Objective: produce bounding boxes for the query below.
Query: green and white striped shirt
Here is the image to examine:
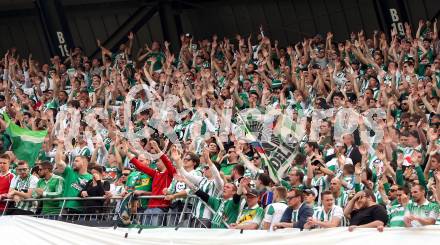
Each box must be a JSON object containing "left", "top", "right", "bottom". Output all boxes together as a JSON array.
[
  {"left": 335, "top": 190, "right": 349, "bottom": 208},
  {"left": 387, "top": 202, "right": 409, "bottom": 227},
  {"left": 311, "top": 175, "right": 329, "bottom": 206},
  {"left": 10, "top": 175, "right": 39, "bottom": 213},
  {"left": 312, "top": 205, "right": 345, "bottom": 227},
  {"left": 405, "top": 200, "right": 439, "bottom": 226},
  {"left": 192, "top": 177, "right": 219, "bottom": 219}
]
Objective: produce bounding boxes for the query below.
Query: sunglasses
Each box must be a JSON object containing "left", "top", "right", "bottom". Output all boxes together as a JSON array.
[{"left": 122, "top": 173, "right": 130, "bottom": 176}]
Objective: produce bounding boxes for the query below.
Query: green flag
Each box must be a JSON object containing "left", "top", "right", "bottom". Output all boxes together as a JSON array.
[{"left": 3, "top": 113, "right": 48, "bottom": 167}]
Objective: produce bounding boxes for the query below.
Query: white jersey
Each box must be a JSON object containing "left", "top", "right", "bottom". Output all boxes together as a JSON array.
[{"left": 262, "top": 201, "right": 288, "bottom": 231}]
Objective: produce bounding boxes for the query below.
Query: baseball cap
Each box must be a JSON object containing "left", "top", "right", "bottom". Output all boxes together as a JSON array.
[
  {"left": 303, "top": 188, "right": 317, "bottom": 196},
  {"left": 246, "top": 188, "right": 259, "bottom": 197}
]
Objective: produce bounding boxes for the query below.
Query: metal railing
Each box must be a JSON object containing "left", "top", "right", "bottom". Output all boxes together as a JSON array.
[{"left": 0, "top": 195, "right": 227, "bottom": 228}]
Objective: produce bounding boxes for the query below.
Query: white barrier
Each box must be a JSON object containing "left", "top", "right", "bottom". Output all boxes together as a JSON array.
[{"left": 0, "top": 216, "right": 438, "bottom": 245}]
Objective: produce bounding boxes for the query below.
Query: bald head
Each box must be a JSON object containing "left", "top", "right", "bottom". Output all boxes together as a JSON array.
[{"left": 330, "top": 177, "right": 342, "bottom": 193}]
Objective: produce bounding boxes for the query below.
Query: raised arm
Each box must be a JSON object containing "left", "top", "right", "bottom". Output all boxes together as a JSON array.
[
  {"left": 171, "top": 146, "right": 204, "bottom": 186},
  {"left": 54, "top": 140, "right": 66, "bottom": 174},
  {"left": 125, "top": 148, "right": 156, "bottom": 177},
  {"left": 152, "top": 140, "right": 176, "bottom": 177},
  {"left": 344, "top": 191, "right": 363, "bottom": 218}
]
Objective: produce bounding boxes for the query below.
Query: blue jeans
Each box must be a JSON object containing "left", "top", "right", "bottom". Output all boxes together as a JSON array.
[{"left": 142, "top": 208, "right": 165, "bottom": 227}]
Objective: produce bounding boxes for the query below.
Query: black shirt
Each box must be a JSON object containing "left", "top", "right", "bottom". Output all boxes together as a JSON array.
[
  {"left": 81, "top": 179, "right": 110, "bottom": 213},
  {"left": 350, "top": 204, "right": 388, "bottom": 226}
]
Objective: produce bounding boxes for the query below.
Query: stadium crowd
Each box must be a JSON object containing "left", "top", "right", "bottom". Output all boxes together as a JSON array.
[{"left": 0, "top": 18, "right": 440, "bottom": 231}]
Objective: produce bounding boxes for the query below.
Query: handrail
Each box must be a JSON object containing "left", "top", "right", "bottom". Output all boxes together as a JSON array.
[
  {"left": 1, "top": 195, "right": 230, "bottom": 228},
  {"left": 1, "top": 195, "right": 167, "bottom": 202}
]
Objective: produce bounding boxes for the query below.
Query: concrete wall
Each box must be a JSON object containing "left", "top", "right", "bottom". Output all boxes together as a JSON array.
[{"left": 0, "top": 0, "right": 438, "bottom": 62}]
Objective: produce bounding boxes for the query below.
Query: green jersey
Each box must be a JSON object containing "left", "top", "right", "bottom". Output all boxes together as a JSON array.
[
  {"left": 35, "top": 174, "right": 64, "bottom": 214},
  {"left": 335, "top": 190, "right": 349, "bottom": 208},
  {"left": 220, "top": 162, "right": 237, "bottom": 176},
  {"left": 405, "top": 200, "right": 439, "bottom": 226},
  {"left": 192, "top": 177, "right": 219, "bottom": 219},
  {"left": 387, "top": 203, "right": 407, "bottom": 227},
  {"left": 325, "top": 158, "right": 339, "bottom": 172},
  {"left": 208, "top": 197, "right": 240, "bottom": 228},
  {"left": 311, "top": 175, "right": 329, "bottom": 206},
  {"left": 236, "top": 204, "right": 264, "bottom": 226},
  {"left": 126, "top": 171, "right": 153, "bottom": 208},
  {"left": 280, "top": 179, "right": 305, "bottom": 191},
  {"left": 60, "top": 166, "right": 93, "bottom": 211}
]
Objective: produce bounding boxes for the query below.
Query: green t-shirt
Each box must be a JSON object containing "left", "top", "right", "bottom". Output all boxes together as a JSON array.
[
  {"left": 236, "top": 204, "right": 264, "bottom": 226},
  {"left": 208, "top": 197, "right": 240, "bottom": 228},
  {"left": 280, "top": 179, "right": 305, "bottom": 191},
  {"left": 35, "top": 174, "right": 64, "bottom": 215},
  {"left": 60, "top": 166, "right": 93, "bottom": 210},
  {"left": 126, "top": 171, "right": 153, "bottom": 208},
  {"left": 220, "top": 162, "right": 237, "bottom": 176}
]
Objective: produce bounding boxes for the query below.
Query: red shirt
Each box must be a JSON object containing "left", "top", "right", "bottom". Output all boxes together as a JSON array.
[
  {"left": 0, "top": 172, "right": 15, "bottom": 211},
  {"left": 130, "top": 154, "right": 176, "bottom": 208}
]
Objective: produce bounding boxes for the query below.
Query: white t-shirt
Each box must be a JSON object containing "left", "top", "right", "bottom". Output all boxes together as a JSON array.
[{"left": 263, "top": 201, "right": 288, "bottom": 231}]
